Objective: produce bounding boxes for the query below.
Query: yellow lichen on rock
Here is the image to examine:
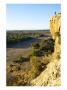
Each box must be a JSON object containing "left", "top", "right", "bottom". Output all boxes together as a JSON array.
[{"left": 31, "top": 13, "right": 61, "bottom": 86}]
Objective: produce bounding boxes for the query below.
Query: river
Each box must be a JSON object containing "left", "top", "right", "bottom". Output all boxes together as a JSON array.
[{"left": 7, "top": 38, "right": 41, "bottom": 48}]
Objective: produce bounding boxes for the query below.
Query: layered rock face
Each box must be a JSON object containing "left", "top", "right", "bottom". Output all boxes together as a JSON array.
[
  {"left": 50, "top": 13, "right": 61, "bottom": 60},
  {"left": 31, "top": 13, "right": 61, "bottom": 86}
]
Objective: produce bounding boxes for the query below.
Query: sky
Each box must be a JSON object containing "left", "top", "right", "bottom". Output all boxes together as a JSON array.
[{"left": 6, "top": 4, "right": 61, "bottom": 30}]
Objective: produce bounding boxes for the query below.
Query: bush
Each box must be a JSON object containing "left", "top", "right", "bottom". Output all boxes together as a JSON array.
[
  {"left": 14, "top": 56, "right": 30, "bottom": 63},
  {"left": 40, "top": 38, "right": 54, "bottom": 53},
  {"left": 31, "top": 38, "right": 54, "bottom": 57},
  {"left": 30, "top": 56, "right": 46, "bottom": 78},
  {"left": 55, "top": 32, "right": 60, "bottom": 37},
  {"left": 6, "top": 70, "right": 31, "bottom": 86},
  {"left": 55, "top": 31, "right": 61, "bottom": 44},
  {"left": 32, "top": 43, "right": 40, "bottom": 49},
  {"left": 32, "top": 49, "right": 43, "bottom": 56}
]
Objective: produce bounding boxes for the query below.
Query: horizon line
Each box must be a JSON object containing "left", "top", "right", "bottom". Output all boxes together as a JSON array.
[{"left": 6, "top": 29, "right": 50, "bottom": 31}]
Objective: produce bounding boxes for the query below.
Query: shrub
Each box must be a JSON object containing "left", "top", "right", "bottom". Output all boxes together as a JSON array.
[
  {"left": 14, "top": 56, "right": 30, "bottom": 63},
  {"left": 55, "top": 31, "right": 61, "bottom": 44},
  {"left": 30, "top": 56, "right": 46, "bottom": 78},
  {"left": 55, "top": 32, "right": 60, "bottom": 37},
  {"left": 40, "top": 38, "right": 55, "bottom": 53},
  {"left": 32, "top": 49, "right": 43, "bottom": 56},
  {"left": 32, "top": 43, "right": 40, "bottom": 49},
  {"left": 31, "top": 38, "right": 54, "bottom": 57},
  {"left": 7, "top": 64, "right": 32, "bottom": 86}
]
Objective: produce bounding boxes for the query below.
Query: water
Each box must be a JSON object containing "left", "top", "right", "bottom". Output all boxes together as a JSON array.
[{"left": 7, "top": 38, "right": 41, "bottom": 48}]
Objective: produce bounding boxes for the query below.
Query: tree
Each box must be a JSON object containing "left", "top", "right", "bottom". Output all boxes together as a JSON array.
[{"left": 40, "top": 38, "right": 55, "bottom": 53}]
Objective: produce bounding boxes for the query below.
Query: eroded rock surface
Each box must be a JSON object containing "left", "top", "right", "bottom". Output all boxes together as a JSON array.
[{"left": 31, "top": 13, "right": 61, "bottom": 86}]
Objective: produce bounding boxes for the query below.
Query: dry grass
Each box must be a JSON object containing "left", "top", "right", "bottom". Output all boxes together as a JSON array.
[
  {"left": 6, "top": 48, "right": 52, "bottom": 86},
  {"left": 7, "top": 48, "right": 32, "bottom": 62}
]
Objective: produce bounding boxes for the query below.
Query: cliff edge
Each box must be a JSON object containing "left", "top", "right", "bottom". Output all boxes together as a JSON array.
[{"left": 31, "top": 13, "right": 61, "bottom": 86}]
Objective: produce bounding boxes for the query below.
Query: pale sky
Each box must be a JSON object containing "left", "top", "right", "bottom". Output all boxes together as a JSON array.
[{"left": 6, "top": 4, "right": 61, "bottom": 30}]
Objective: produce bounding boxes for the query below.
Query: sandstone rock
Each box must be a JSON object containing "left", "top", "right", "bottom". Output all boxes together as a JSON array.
[{"left": 31, "top": 13, "right": 61, "bottom": 86}]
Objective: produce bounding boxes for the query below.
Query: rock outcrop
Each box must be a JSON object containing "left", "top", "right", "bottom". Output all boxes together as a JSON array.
[
  {"left": 31, "top": 13, "right": 61, "bottom": 86},
  {"left": 50, "top": 13, "right": 61, "bottom": 60}
]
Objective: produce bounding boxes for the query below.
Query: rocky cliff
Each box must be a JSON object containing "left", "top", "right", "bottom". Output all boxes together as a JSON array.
[{"left": 31, "top": 13, "right": 61, "bottom": 86}]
